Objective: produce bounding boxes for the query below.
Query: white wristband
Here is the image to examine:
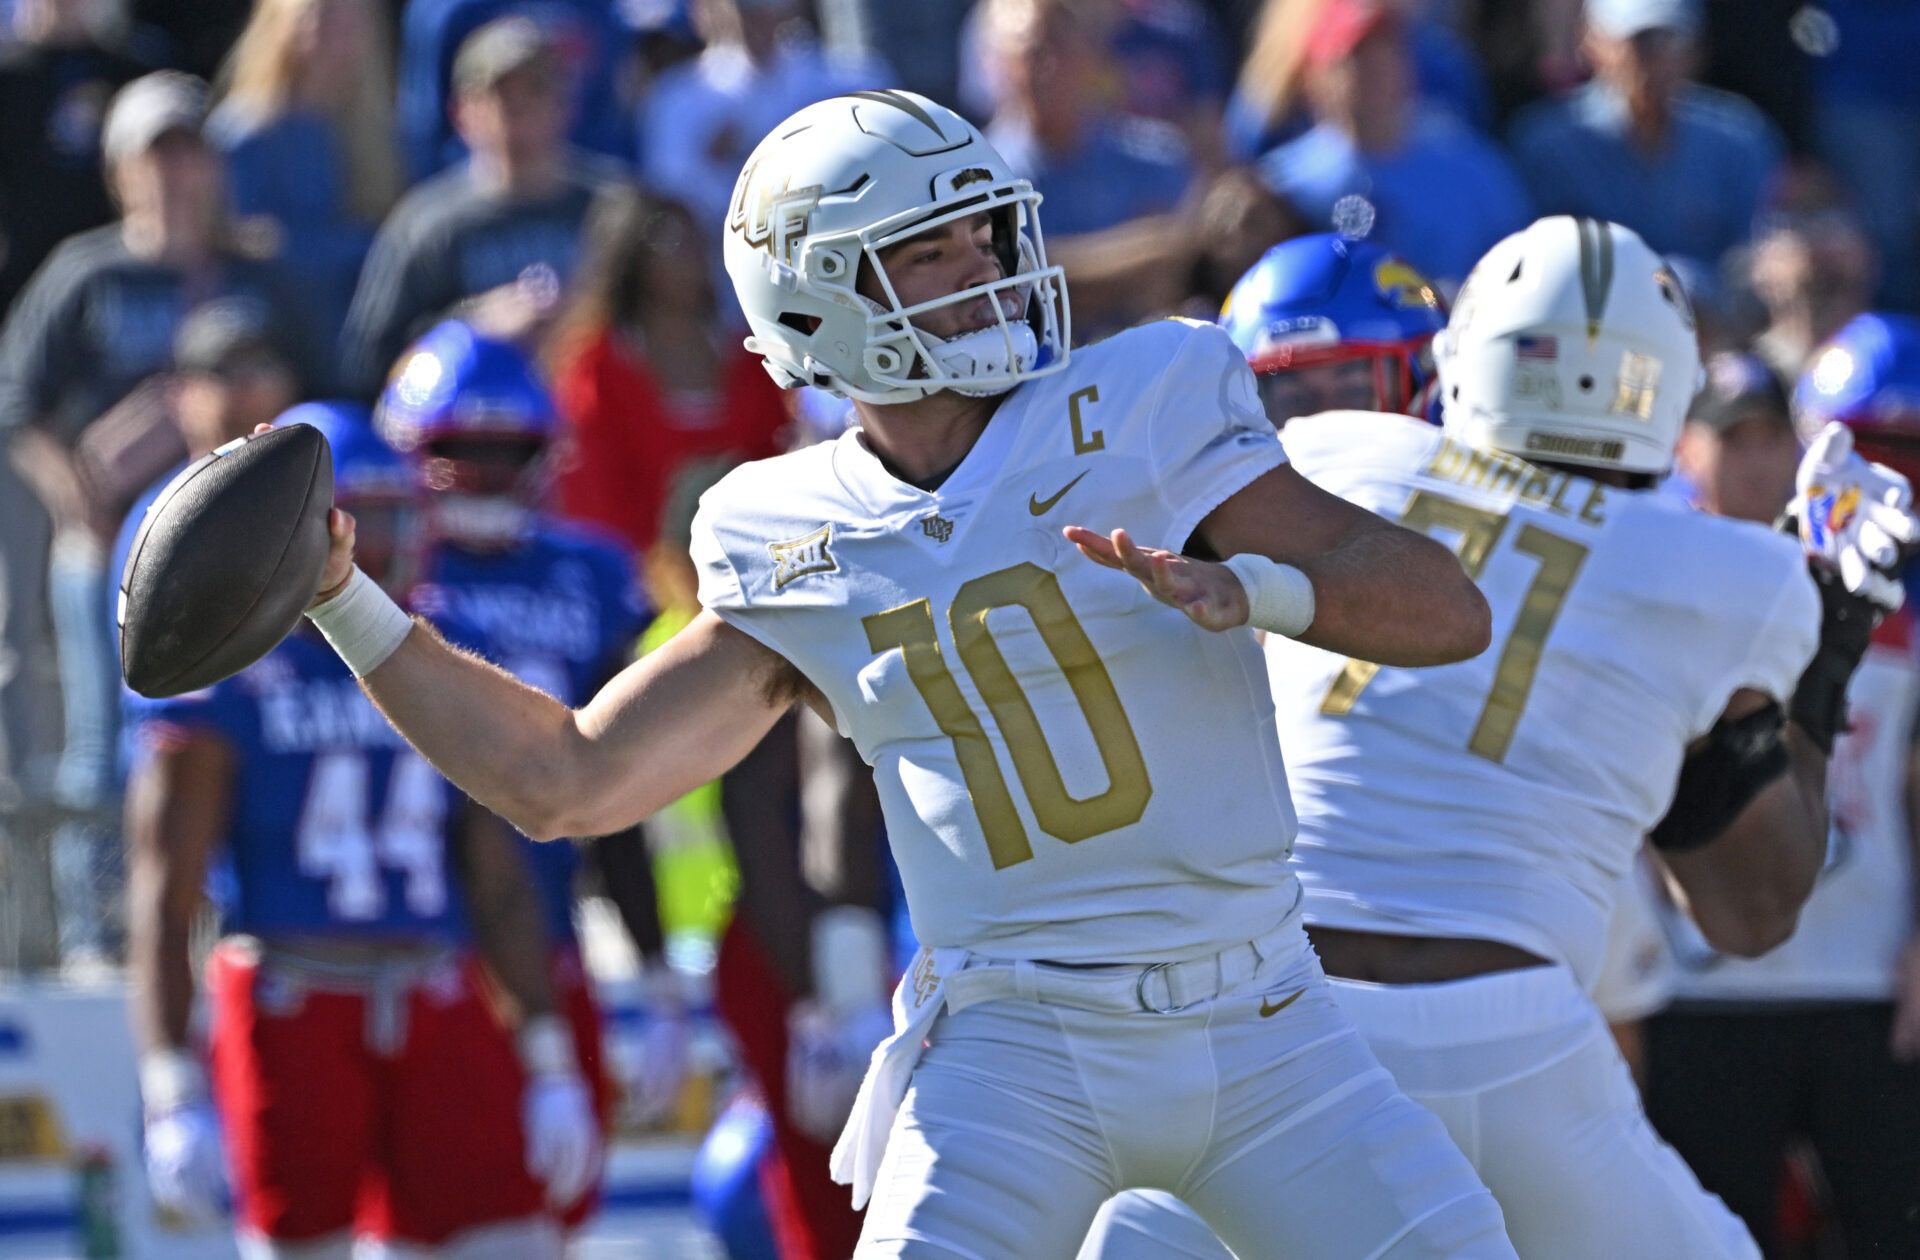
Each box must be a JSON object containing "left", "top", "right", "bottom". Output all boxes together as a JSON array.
[
  {"left": 518, "top": 1014, "right": 575, "bottom": 1080},
  {"left": 139, "top": 1048, "right": 208, "bottom": 1115},
  {"left": 305, "top": 567, "right": 414, "bottom": 678},
  {"left": 1222, "top": 553, "right": 1316, "bottom": 638}
]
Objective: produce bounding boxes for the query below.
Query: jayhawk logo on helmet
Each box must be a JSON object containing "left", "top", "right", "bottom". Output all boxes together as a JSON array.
[{"left": 1373, "top": 258, "right": 1443, "bottom": 313}]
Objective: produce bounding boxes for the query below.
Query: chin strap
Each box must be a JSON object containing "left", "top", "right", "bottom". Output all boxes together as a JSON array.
[{"left": 931, "top": 322, "right": 1042, "bottom": 397}]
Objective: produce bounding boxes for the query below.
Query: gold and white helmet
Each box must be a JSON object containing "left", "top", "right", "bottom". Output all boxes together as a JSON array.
[
  {"left": 1437, "top": 217, "right": 1701, "bottom": 475},
  {"left": 722, "top": 90, "right": 1070, "bottom": 404}
]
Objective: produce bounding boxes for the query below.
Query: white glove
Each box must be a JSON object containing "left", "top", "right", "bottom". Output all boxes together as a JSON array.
[
  {"left": 1793, "top": 421, "right": 1920, "bottom": 611},
  {"left": 621, "top": 963, "right": 691, "bottom": 1128},
  {"left": 143, "top": 1104, "right": 225, "bottom": 1226},
  {"left": 519, "top": 1015, "right": 600, "bottom": 1209},
  {"left": 786, "top": 1000, "right": 893, "bottom": 1145}
]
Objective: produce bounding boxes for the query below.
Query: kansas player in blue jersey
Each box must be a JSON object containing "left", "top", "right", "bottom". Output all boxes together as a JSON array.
[
  {"left": 123, "top": 406, "right": 597, "bottom": 1258},
  {"left": 376, "top": 322, "right": 653, "bottom": 1230}
]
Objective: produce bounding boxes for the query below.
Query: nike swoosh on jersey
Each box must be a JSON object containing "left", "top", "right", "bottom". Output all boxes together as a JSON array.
[
  {"left": 1028, "top": 470, "right": 1089, "bottom": 516},
  {"left": 1258, "top": 988, "right": 1305, "bottom": 1018}
]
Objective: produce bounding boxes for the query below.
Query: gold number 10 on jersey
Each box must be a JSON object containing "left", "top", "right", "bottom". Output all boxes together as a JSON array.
[
  {"left": 1321, "top": 490, "right": 1590, "bottom": 762},
  {"left": 865, "top": 562, "right": 1153, "bottom": 870}
]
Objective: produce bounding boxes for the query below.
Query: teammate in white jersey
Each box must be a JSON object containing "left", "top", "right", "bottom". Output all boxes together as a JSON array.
[
  {"left": 1078, "top": 219, "right": 1920, "bottom": 1260},
  {"left": 287, "top": 92, "right": 1516, "bottom": 1258},
  {"left": 1647, "top": 318, "right": 1920, "bottom": 1257}
]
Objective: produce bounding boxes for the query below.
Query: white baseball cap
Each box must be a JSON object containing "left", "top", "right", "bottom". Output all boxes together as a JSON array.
[
  {"left": 1586, "top": 0, "right": 1701, "bottom": 39},
  {"left": 101, "top": 71, "right": 209, "bottom": 166}
]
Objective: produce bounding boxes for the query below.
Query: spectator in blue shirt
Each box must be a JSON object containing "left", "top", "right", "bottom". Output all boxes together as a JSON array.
[
  {"left": 979, "top": 0, "right": 1194, "bottom": 240},
  {"left": 640, "top": 0, "right": 890, "bottom": 251},
  {"left": 0, "top": 0, "right": 150, "bottom": 316},
  {"left": 962, "top": 0, "right": 1231, "bottom": 172},
  {"left": 1224, "top": 0, "right": 1491, "bottom": 164},
  {"left": 211, "top": 0, "right": 400, "bottom": 347},
  {"left": 1508, "top": 0, "right": 1783, "bottom": 272},
  {"left": 1109, "top": 0, "right": 1232, "bottom": 171},
  {"left": 1810, "top": 0, "right": 1920, "bottom": 313},
  {"left": 340, "top": 17, "right": 619, "bottom": 396},
  {"left": 395, "top": 0, "right": 631, "bottom": 182},
  {"left": 1255, "top": 0, "right": 1529, "bottom": 290}
]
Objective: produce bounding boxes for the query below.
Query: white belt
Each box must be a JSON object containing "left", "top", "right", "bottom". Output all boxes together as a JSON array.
[
  {"left": 944, "top": 913, "right": 1302, "bottom": 1018},
  {"left": 830, "top": 890, "right": 1305, "bottom": 1209}
]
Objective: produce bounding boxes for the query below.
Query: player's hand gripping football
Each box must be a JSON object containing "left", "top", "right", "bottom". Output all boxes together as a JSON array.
[
  {"left": 1062, "top": 526, "right": 1251, "bottom": 632},
  {"left": 312, "top": 507, "right": 358, "bottom": 607},
  {"left": 1790, "top": 422, "right": 1920, "bottom": 613}
]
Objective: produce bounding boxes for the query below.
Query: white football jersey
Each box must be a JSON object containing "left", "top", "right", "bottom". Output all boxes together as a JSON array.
[
  {"left": 1266, "top": 411, "right": 1821, "bottom": 985},
  {"left": 1667, "top": 609, "right": 1919, "bottom": 1002},
  {"left": 692, "top": 320, "right": 1302, "bottom": 964},
  {"left": 1588, "top": 853, "right": 1675, "bottom": 1023}
]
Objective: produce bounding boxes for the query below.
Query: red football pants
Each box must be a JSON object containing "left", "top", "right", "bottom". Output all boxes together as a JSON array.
[
  {"left": 206, "top": 940, "right": 547, "bottom": 1245},
  {"left": 715, "top": 918, "right": 867, "bottom": 1260}
]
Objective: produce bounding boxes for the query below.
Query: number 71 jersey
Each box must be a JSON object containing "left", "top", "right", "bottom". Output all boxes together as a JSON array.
[
  {"left": 1265, "top": 411, "right": 1821, "bottom": 986},
  {"left": 692, "top": 320, "right": 1302, "bottom": 965}
]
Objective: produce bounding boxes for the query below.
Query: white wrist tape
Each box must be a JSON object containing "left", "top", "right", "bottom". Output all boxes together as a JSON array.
[
  {"left": 518, "top": 1014, "right": 575, "bottom": 1080},
  {"left": 305, "top": 567, "right": 413, "bottom": 678},
  {"left": 811, "top": 905, "right": 891, "bottom": 1016},
  {"left": 140, "top": 1048, "right": 208, "bottom": 1115},
  {"left": 1221, "top": 553, "right": 1316, "bottom": 638}
]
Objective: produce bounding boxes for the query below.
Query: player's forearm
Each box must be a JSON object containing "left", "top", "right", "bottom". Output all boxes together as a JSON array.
[
  {"left": 123, "top": 740, "right": 230, "bottom": 1054},
  {"left": 357, "top": 621, "right": 607, "bottom": 841},
  {"left": 1294, "top": 518, "right": 1493, "bottom": 667},
  {"left": 357, "top": 611, "right": 788, "bottom": 842},
  {"left": 1666, "top": 727, "right": 1827, "bottom": 957},
  {"left": 126, "top": 857, "right": 198, "bottom": 1053},
  {"left": 458, "top": 817, "right": 559, "bottom": 1025},
  {"left": 718, "top": 714, "right": 821, "bottom": 996}
]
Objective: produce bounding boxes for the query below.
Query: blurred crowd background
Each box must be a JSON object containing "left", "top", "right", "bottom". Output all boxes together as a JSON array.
[
  {"left": 5, "top": 0, "right": 1920, "bottom": 1254},
  {"left": 0, "top": 0, "right": 1914, "bottom": 1031}
]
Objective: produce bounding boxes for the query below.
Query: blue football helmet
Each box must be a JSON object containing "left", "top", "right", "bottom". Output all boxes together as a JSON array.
[
  {"left": 1220, "top": 233, "right": 1447, "bottom": 425},
  {"left": 278, "top": 401, "right": 421, "bottom": 595},
  {"left": 376, "top": 320, "right": 558, "bottom": 547},
  {"left": 1797, "top": 313, "right": 1920, "bottom": 482}
]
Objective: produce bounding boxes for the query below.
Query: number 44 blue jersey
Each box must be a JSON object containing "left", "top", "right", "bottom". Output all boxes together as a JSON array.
[{"left": 124, "top": 631, "right": 471, "bottom": 941}]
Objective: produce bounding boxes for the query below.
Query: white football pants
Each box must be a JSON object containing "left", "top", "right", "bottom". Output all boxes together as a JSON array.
[
  {"left": 854, "top": 935, "right": 1514, "bottom": 1259},
  {"left": 1081, "top": 965, "right": 1758, "bottom": 1260}
]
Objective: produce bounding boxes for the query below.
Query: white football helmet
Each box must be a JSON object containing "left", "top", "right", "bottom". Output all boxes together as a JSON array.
[
  {"left": 722, "top": 90, "right": 1070, "bottom": 404},
  {"left": 1436, "top": 216, "right": 1701, "bottom": 475}
]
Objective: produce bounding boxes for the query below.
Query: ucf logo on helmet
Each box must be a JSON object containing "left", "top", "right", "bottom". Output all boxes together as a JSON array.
[{"left": 729, "top": 157, "right": 822, "bottom": 264}]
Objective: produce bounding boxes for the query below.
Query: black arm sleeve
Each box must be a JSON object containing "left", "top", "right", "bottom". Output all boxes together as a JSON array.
[
  {"left": 1650, "top": 701, "right": 1792, "bottom": 853},
  {"left": 1789, "top": 563, "right": 1878, "bottom": 756}
]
